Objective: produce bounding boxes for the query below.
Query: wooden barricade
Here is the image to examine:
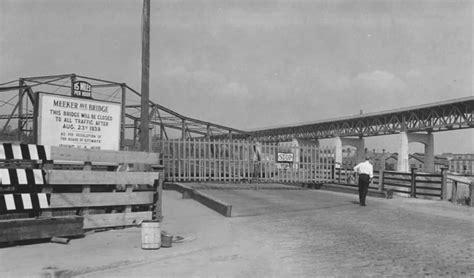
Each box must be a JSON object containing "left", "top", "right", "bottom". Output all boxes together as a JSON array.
[
  {"left": 382, "top": 169, "right": 443, "bottom": 199},
  {"left": 333, "top": 167, "right": 380, "bottom": 190},
  {"left": 0, "top": 144, "right": 162, "bottom": 242},
  {"left": 155, "top": 139, "right": 334, "bottom": 184},
  {"left": 45, "top": 147, "right": 163, "bottom": 229}
]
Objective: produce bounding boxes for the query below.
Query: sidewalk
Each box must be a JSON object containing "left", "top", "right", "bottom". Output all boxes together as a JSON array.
[{"left": 0, "top": 187, "right": 472, "bottom": 277}]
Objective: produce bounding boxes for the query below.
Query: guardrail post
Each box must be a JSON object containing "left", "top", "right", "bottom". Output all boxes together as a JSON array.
[
  {"left": 451, "top": 180, "right": 457, "bottom": 204},
  {"left": 441, "top": 168, "right": 448, "bottom": 200},
  {"left": 378, "top": 171, "right": 384, "bottom": 191},
  {"left": 469, "top": 181, "right": 474, "bottom": 207},
  {"left": 337, "top": 167, "right": 341, "bottom": 183},
  {"left": 410, "top": 168, "right": 416, "bottom": 198}
]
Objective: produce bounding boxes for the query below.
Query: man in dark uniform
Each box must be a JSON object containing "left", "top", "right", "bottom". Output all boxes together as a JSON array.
[{"left": 353, "top": 157, "right": 373, "bottom": 206}]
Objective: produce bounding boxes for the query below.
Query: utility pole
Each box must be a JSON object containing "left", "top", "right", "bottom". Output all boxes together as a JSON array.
[{"left": 140, "top": 0, "right": 151, "bottom": 151}]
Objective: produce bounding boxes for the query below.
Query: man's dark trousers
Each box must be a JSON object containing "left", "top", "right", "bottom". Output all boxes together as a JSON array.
[{"left": 358, "top": 173, "right": 370, "bottom": 205}]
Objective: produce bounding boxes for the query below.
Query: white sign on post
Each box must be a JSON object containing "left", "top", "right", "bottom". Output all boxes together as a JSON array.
[
  {"left": 277, "top": 152, "right": 294, "bottom": 163},
  {"left": 37, "top": 93, "right": 121, "bottom": 150}
]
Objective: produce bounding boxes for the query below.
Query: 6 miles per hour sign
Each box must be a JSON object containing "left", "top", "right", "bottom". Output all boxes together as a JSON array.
[{"left": 37, "top": 93, "right": 121, "bottom": 150}]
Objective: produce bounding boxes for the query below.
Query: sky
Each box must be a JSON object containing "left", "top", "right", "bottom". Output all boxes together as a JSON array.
[{"left": 0, "top": 0, "right": 472, "bottom": 154}]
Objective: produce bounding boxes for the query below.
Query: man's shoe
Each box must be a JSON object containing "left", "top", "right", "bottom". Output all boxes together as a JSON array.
[{"left": 360, "top": 203, "right": 366, "bottom": 206}]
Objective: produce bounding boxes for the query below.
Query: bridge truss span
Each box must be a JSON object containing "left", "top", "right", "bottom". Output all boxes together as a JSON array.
[{"left": 249, "top": 97, "right": 474, "bottom": 142}]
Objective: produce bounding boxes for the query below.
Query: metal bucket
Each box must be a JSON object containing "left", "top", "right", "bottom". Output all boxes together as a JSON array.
[
  {"left": 161, "top": 231, "right": 173, "bottom": 248},
  {"left": 141, "top": 220, "right": 161, "bottom": 250}
]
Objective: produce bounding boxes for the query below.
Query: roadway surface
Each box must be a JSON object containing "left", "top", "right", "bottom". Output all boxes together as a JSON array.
[{"left": 1, "top": 185, "right": 473, "bottom": 277}]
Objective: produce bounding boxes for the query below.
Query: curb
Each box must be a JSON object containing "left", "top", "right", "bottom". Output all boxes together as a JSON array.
[{"left": 164, "top": 183, "right": 232, "bottom": 217}]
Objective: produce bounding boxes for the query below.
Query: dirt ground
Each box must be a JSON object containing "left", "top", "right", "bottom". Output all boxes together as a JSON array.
[{"left": 0, "top": 186, "right": 473, "bottom": 277}]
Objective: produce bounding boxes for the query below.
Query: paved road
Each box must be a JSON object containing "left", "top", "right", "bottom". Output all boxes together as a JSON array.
[
  {"left": 85, "top": 186, "right": 473, "bottom": 277},
  {"left": 1, "top": 186, "right": 472, "bottom": 277}
]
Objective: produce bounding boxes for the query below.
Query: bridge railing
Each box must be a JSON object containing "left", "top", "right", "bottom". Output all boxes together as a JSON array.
[
  {"left": 333, "top": 167, "right": 447, "bottom": 200},
  {"left": 378, "top": 169, "right": 445, "bottom": 200},
  {"left": 446, "top": 175, "right": 474, "bottom": 206}
]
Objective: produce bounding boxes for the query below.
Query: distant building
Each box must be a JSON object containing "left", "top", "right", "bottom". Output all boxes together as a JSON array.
[
  {"left": 383, "top": 153, "right": 448, "bottom": 173},
  {"left": 446, "top": 154, "right": 474, "bottom": 175}
]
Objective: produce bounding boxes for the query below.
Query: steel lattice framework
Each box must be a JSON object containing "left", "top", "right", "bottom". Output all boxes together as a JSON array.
[
  {"left": 1, "top": 74, "right": 473, "bottom": 145},
  {"left": 0, "top": 74, "right": 248, "bottom": 145},
  {"left": 240, "top": 97, "right": 474, "bottom": 142}
]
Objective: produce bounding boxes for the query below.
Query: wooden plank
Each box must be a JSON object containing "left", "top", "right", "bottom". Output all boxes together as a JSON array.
[
  {"left": 153, "top": 178, "right": 163, "bottom": 220},
  {"left": 47, "top": 170, "right": 159, "bottom": 184},
  {"left": 187, "top": 140, "right": 191, "bottom": 181},
  {"left": 202, "top": 140, "right": 205, "bottom": 181},
  {"left": 200, "top": 140, "right": 203, "bottom": 181},
  {"left": 258, "top": 144, "right": 262, "bottom": 181},
  {"left": 307, "top": 146, "right": 311, "bottom": 182},
  {"left": 211, "top": 141, "right": 214, "bottom": 180},
  {"left": 227, "top": 140, "right": 231, "bottom": 181},
  {"left": 51, "top": 146, "right": 160, "bottom": 165},
  {"left": 217, "top": 141, "right": 221, "bottom": 180},
  {"left": 124, "top": 184, "right": 134, "bottom": 213},
  {"left": 316, "top": 146, "right": 321, "bottom": 181},
  {"left": 414, "top": 179, "right": 442, "bottom": 184},
  {"left": 182, "top": 139, "right": 186, "bottom": 181},
  {"left": 49, "top": 192, "right": 155, "bottom": 208},
  {"left": 210, "top": 141, "right": 214, "bottom": 180},
  {"left": 169, "top": 140, "right": 173, "bottom": 181},
  {"left": 231, "top": 140, "right": 235, "bottom": 181},
  {"left": 205, "top": 140, "right": 209, "bottom": 181},
  {"left": 300, "top": 146, "right": 304, "bottom": 182},
  {"left": 193, "top": 139, "right": 197, "bottom": 181},
  {"left": 384, "top": 181, "right": 411, "bottom": 188},
  {"left": 40, "top": 161, "right": 54, "bottom": 217},
  {"left": 213, "top": 141, "right": 216, "bottom": 180},
  {"left": 315, "top": 146, "right": 319, "bottom": 182},
  {"left": 384, "top": 171, "right": 411, "bottom": 176},
  {"left": 416, "top": 173, "right": 442, "bottom": 178},
  {"left": 0, "top": 216, "right": 83, "bottom": 242},
  {"left": 180, "top": 140, "right": 184, "bottom": 181},
  {"left": 200, "top": 141, "right": 204, "bottom": 180},
  {"left": 237, "top": 142, "right": 241, "bottom": 179},
  {"left": 82, "top": 162, "right": 92, "bottom": 215},
  {"left": 243, "top": 142, "right": 247, "bottom": 179},
  {"left": 232, "top": 141, "right": 236, "bottom": 181},
  {"left": 223, "top": 141, "right": 227, "bottom": 181},
  {"left": 83, "top": 211, "right": 152, "bottom": 229},
  {"left": 239, "top": 141, "right": 243, "bottom": 180},
  {"left": 266, "top": 144, "right": 270, "bottom": 182},
  {"left": 231, "top": 141, "right": 235, "bottom": 181},
  {"left": 319, "top": 148, "right": 323, "bottom": 182},
  {"left": 246, "top": 142, "right": 250, "bottom": 180},
  {"left": 384, "top": 176, "right": 412, "bottom": 182}
]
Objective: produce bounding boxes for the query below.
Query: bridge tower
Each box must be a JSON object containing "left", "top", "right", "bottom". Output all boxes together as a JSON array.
[
  {"left": 397, "top": 131, "right": 434, "bottom": 172},
  {"left": 334, "top": 136, "right": 365, "bottom": 168}
]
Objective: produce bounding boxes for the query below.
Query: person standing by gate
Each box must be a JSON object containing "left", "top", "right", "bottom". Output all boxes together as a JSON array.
[{"left": 353, "top": 157, "right": 373, "bottom": 206}]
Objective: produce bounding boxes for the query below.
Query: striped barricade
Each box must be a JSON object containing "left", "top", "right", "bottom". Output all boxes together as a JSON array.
[
  {"left": 0, "top": 144, "right": 48, "bottom": 218},
  {"left": 0, "top": 144, "right": 84, "bottom": 243},
  {"left": 0, "top": 143, "right": 50, "bottom": 161},
  {"left": 0, "top": 168, "right": 45, "bottom": 186},
  {"left": 0, "top": 193, "right": 50, "bottom": 214}
]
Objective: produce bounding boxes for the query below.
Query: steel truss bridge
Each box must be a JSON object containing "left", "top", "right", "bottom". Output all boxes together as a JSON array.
[
  {"left": 0, "top": 74, "right": 473, "bottom": 145},
  {"left": 0, "top": 74, "right": 248, "bottom": 145},
  {"left": 242, "top": 97, "right": 474, "bottom": 142}
]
